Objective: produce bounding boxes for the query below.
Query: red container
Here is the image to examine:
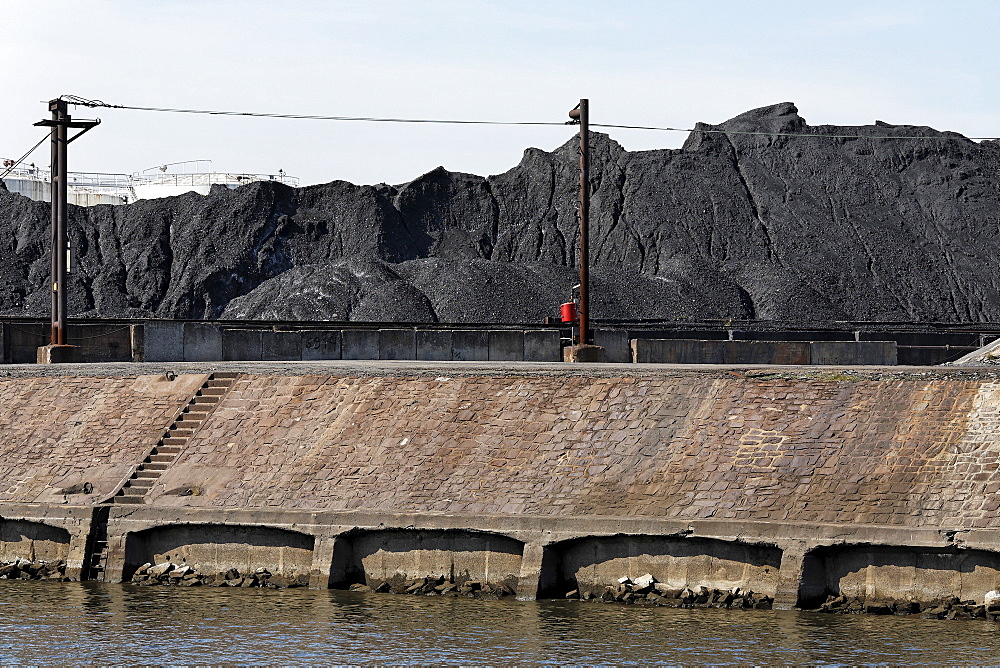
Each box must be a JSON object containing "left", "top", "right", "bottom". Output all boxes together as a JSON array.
[{"left": 560, "top": 302, "right": 578, "bottom": 323}]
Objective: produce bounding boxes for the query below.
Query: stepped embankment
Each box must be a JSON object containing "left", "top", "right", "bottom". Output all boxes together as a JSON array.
[{"left": 3, "top": 361, "right": 1000, "bottom": 612}]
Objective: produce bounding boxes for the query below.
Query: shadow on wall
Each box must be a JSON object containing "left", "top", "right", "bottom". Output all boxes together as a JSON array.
[
  {"left": 800, "top": 544, "right": 1000, "bottom": 607},
  {"left": 123, "top": 524, "right": 314, "bottom": 579},
  {"left": 0, "top": 520, "right": 71, "bottom": 563},
  {"left": 332, "top": 528, "right": 523, "bottom": 593},
  {"left": 548, "top": 534, "right": 783, "bottom": 598}
]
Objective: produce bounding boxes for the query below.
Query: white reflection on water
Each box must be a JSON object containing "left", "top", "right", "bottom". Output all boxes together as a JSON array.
[{"left": 0, "top": 582, "right": 998, "bottom": 665}]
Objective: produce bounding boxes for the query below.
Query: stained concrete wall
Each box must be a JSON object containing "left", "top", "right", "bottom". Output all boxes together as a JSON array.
[
  {"left": 631, "top": 339, "right": 897, "bottom": 365},
  {"left": 335, "top": 529, "right": 523, "bottom": 592},
  {"left": 123, "top": 524, "right": 314, "bottom": 579},
  {"left": 800, "top": 545, "right": 1000, "bottom": 606},
  {"left": 142, "top": 323, "right": 561, "bottom": 363},
  {"left": 1, "top": 322, "right": 136, "bottom": 364},
  {"left": 0, "top": 519, "right": 71, "bottom": 563},
  {"left": 554, "top": 535, "right": 782, "bottom": 597}
]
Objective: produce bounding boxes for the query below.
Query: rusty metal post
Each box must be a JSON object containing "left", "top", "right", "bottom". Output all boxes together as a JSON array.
[
  {"left": 34, "top": 99, "right": 99, "bottom": 354},
  {"left": 568, "top": 99, "right": 591, "bottom": 346},
  {"left": 48, "top": 102, "right": 61, "bottom": 346},
  {"left": 53, "top": 99, "right": 69, "bottom": 345}
]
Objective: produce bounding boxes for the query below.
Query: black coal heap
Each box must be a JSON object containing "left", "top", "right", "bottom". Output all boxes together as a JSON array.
[{"left": 3, "top": 102, "right": 1000, "bottom": 324}]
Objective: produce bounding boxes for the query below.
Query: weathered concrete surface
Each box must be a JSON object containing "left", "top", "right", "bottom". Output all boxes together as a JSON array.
[
  {"left": 123, "top": 523, "right": 314, "bottom": 580},
  {"left": 2, "top": 361, "right": 1000, "bottom": 606},
  {"left": 0, "top": 373, "right": 205, "bottom": 503},
  {"left": 556, "top": 535, "right": 781, "bottom": 597},
  {"left": 0, "top": 504, "right": 98, "bottom": 579},
  {"left": 337, "top": 529, "right": 523, "bottom": 592},
  {"left": 631, "top": 339, "right": 897, "bottom": 365},
  {"left": 131, "top": 366, "right": 1000, "bottom": 531}
]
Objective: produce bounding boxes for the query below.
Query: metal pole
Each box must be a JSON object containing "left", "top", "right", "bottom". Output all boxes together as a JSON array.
[
  {"left": 35, "top": 98, "right": 99, "bottom": 354},
  {"left": 577, "top": 99, "right": 590, "bottom": 346},
  {"left": 47, "top": 99, "right": 71, "bottom": 346},
  {"left": 56, "top": 101, "right": 69, "bottom": 346},
  {"left": 49, "top": 106, "right": 58, "bottom": 346}
]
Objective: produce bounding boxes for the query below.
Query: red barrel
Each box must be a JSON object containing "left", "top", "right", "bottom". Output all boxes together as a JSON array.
[{"left": 560, "top": 302, "right": 578, "bottom": 323}]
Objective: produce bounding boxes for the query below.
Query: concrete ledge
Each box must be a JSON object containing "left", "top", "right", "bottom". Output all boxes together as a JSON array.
[
  {"left": 37, "top": 344, "right": 78, "bottom": 364},
  {"left": 453, "top": 330, "right": 489, "bottom": 361},
  {"left": 143, "top": 321, "right": 184, "bottom": 362},
  {"left": 183, "top": 323, "right": 223, "bottom": 362},
  {"left": 416, "top": 330, "right": 453, "bottom": 361},
  {"left": 263, "top": 331, "right": 303, "bottom": 361},
  {"left": 223, "top": 329, "right": 263, "bottom": 361},
  {"left": 379, "top": 329, "right": 415, "bottom": 360},
  {"left": 564, "top": 344, "right": 606, "bottom": 363},
  {"left": 632, "top": 339, "right": 897, "bottom": 365},
  {"left": 5, "top": 502, "right": 999, "bottom": 606},
  {"left": 342, "top": 330, "right": 378, "bottom": 360},
  {"left": 302, "top": 331, "right": 342, "bottom": 361}
]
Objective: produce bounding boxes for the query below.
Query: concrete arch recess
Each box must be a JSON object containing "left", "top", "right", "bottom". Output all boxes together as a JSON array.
[
  {"left": 332, "top": 528, "right": 524, "bottom": 594},
  {"left": 123, "top": 524, "right": 314, "bottom": 581},
  {"left": 0, "top": 519, "right": 71, "bottom": 563},
  {"left": 799, "top": 544, "right": 1000, "bottom": 608},
  {"left": 547, "top": 534, "right": 783, "bottom": 599}
]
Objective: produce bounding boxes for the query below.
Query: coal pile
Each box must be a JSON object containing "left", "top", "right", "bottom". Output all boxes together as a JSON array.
[
  {"left": 4, "top": 102, "right": 1000, "bottom": 324},
  {"left": 129, "top": 561, "right": 308, "bottom": 588}
]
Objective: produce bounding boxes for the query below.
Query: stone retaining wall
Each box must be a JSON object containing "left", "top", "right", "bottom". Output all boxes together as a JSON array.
[
  {"left": 2, "top": 363, "right": 1000, "bottom": 608},
  {"left": 0, "top": 374, "right": 204, "bottom": 503}
]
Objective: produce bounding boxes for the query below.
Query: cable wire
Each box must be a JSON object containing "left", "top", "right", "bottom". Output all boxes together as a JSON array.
[
  {"left": 59, "top": 95, "right": 1000, "bottom": 141},
  {"left": 1, "top": 135, "right": 48, "bottom": 180}
]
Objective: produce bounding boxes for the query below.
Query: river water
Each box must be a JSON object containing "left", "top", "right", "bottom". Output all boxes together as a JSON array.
[{"left": 1, "top": 582, "right": 998, "bottom": 665}]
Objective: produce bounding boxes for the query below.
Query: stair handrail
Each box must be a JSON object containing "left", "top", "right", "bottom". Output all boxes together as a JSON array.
[{"left": 102, "top": 463, "right": 139, "bottom": 504}]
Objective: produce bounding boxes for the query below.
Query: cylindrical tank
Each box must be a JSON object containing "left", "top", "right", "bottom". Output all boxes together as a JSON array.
[{"left": 560, "top": 302, "right": 578, "bottom": 323}]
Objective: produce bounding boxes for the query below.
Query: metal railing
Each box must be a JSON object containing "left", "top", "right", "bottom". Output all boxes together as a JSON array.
[
  {"left": 2, "top": 160, "right": 300, "bottom": 199},
  {"left": 130, "top": 171, "right": 300, "bottom": 188}
]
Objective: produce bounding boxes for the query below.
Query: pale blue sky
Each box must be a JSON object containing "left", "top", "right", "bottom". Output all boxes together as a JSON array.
[{"left": 2, "top": 0, "right": 997, "bottom": 186}]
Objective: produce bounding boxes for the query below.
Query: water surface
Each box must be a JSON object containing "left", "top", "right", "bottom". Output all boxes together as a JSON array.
[{"left": 1, "top": 582, "right": 998, "bottom": 665}]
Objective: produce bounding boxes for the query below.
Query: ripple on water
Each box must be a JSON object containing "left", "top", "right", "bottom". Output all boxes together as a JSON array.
[{"left": 0, "top": 582, "right": 998, "bottom": 664}]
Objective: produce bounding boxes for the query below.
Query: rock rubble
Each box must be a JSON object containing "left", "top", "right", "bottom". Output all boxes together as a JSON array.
[
  {"left": 813, "top": 594, "right": 1000, "bottom": 621},
  {"left": 565, "top": 575, "right": 773, "bottom": 610},
  {"left": 0, "top": 558, "right": 71, "bottom": 581},
  {"left": 129, "top": 561, "right": 307, "bottom": 588},
  {"left": 348, "top": 574, "right": 516, "bottom": 600}
]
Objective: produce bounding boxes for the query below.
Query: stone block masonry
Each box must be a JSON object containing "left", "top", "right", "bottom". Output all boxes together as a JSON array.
[
  {"left": 0, "top": 373, "right": 205, "bottom": 503},
  {"left": 3, "top": 362, "right": 1000, "bottom": 609}
]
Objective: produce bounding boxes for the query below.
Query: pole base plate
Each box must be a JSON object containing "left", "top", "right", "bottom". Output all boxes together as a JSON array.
[
  {"left": 37, "top": 344, "right": 79, "bottom": 364},
  {"left": 563, "top": 344, "right": 606, "bottom": 363}
]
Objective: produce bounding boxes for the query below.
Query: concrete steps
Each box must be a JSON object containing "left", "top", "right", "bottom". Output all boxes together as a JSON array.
[{"left": 109, "top": 372, "right": 239, "bottom": 505}]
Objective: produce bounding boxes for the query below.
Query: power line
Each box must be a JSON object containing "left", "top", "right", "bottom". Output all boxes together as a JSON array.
[
  {"left": 59, "top": 95, "right": 1000, "bottom": 141},
  {"left": 1, "top": 135, "right": 48, "bottom": 180},
  {"left": 592, "top": 122, "right": 998, "bottom": 141}
]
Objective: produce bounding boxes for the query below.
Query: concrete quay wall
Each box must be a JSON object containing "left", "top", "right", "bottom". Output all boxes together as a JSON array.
[
  {"left": 3, "top": 362, "right": 1000, "bottom": 608},
  {"left": 3, "top": 321, "right": 904, "bottom": 366}
]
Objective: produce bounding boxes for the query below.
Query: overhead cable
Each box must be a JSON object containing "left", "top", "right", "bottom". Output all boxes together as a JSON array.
[
  {"left": 58, "top": 95, "right": 1000, "bottom": 141},
  {"left": 1, "top": 135, "right": 48, "bottom": 180}
]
